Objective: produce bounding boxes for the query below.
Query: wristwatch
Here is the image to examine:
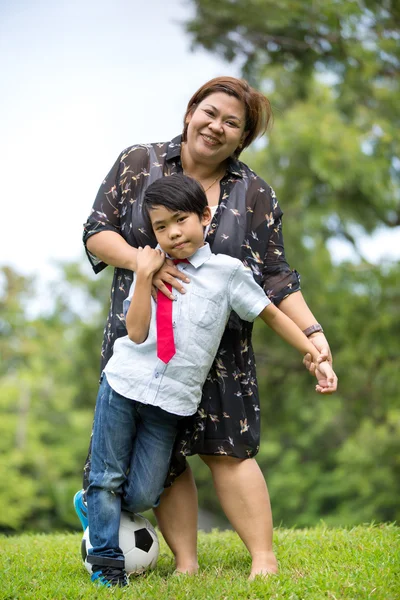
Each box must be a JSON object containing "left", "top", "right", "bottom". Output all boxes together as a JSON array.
[{"left": 303, "top": 323, "right": 324, "bottom": 337}]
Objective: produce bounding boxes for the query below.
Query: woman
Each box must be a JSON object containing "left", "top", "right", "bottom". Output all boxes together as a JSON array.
[{"left": 80, "top": 76, "right": 337, "bottom": 579}]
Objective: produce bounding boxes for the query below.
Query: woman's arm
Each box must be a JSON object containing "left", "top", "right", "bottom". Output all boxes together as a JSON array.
[
  {"left": 277, "top": 291, "right": 335, "bottom": 390},
  {"left": 278, "top": 291, "right": 332, "bottom": 360},
  {"left": 87, "top": 232, "right": 189, "bottom": 300},
  {"left": 83, "top": 151, "right": 190, "bottom": 297},
  {"left": 258, "top": 303, "right": 336, "bottom": 391},
  {"left": 86, "top": 231, "right": 139, "bottom": 271},
  {"left": 259, "top": 303, "right": 322, "bottom": 363},
  {"left": 254, "top": 185, "right": 335, "bottom": 386},
  {"left": 83, "top": 150, "right": 129, "bottom": 273}
]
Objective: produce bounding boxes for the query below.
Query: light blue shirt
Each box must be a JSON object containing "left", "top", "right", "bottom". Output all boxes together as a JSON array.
[{"left": 104, "top": 243, "right": 270, "bottom": 416}]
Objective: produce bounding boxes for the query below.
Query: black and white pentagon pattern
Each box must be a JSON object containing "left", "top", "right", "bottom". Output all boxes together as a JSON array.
[{"left": 134, "top": 527, "right": 154, "bottom": 553}]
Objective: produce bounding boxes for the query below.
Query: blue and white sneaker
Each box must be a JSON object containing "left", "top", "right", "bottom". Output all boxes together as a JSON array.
[
  {"left": 90, "top": 565, "right": 129, "bottom": 588},
  {"left": 87, "top": 556, "right": 128, "bottom": 588},
  {"left": 73, "top": 489, "right": 88, "bottom": 531}
]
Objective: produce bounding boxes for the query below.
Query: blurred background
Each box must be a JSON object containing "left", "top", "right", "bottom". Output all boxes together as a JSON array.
[{"left": 1, "top": 0, "right": 399, "bottom": 534}]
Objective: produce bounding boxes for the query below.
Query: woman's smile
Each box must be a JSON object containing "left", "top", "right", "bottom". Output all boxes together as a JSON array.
[{"left": 200, "top": 133, "right": 221, "bottom": 147}]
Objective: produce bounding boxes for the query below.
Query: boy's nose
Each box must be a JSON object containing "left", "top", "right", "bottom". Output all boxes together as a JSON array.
[{"left": 169, "top": 227, "right": 181, "bottom": 239}]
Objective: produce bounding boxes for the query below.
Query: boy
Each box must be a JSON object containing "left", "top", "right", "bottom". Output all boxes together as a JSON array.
[{"left": 83, "top": 175, "right": 335, "bottom": 587}]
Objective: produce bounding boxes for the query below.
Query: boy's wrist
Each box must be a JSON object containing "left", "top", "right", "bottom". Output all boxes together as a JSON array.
[{"left": 135, "top": 269, "right": 155, "bottom": 282}]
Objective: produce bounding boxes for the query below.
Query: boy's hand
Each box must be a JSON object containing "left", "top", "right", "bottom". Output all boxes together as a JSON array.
[
  {"left": 314, "top": 359, "right": 338, "bottom": 395},
  {"left": 136, "top": 246, "right": 165, "bottom": 277}
]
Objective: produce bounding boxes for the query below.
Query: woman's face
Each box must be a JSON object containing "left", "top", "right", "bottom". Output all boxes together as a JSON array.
[{"left": 185, "top": 92, "right": 247, "bottom": 165}]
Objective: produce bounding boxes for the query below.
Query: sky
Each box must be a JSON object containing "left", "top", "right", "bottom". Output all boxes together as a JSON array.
[
  {"left": 0, "top": 0, "right": 239, "bottom": 283},
  {"left": 1, "top": 0, "right": 399, "bottom": 299}
]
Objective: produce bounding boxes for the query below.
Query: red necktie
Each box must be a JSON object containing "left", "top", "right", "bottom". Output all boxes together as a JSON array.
[{"left": 156, "top": 259, "right": 189, "bottom": 363}]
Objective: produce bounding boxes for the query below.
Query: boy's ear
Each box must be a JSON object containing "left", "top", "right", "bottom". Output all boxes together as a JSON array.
[{"left": 201, "top": 206, "right": 212, "bottom": 227}]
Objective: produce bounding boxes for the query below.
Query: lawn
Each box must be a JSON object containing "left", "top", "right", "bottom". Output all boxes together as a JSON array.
[{"left": 1, "top": 524, "right": 399, "bottom": 599}]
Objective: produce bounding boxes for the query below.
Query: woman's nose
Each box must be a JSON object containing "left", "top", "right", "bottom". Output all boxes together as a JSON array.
[{"left": 208, "top": 119, "right": 223, "bottom": 133}]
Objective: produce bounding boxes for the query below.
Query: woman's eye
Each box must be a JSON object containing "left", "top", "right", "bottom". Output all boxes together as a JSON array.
[{"left": 227, "top": 120, "right": 239, "bottom": 127}]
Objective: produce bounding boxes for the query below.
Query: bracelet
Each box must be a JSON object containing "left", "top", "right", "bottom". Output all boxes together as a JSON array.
[{"left": 303, "top": 323, "right": 324, "bottom": 337}]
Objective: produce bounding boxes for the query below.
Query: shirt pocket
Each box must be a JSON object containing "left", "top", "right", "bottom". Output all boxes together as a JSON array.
[{"left": 188, "top": 286, "right": 222, "bottom": 330}]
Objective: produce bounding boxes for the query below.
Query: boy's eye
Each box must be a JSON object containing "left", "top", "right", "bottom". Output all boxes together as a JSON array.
[
  {"left": 177, "top": 216, "right": 187, "bottom": 223},
  {"left": 155, "top": 225, "right": 165, "bottom": 231}
]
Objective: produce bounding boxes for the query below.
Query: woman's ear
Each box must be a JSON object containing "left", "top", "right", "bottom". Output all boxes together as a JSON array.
[
  {"left": 185, "top": 106, "right": 196, "bottom": 125},
  {"left": 239, "top": 131, "right": 249, "bottom": 149}
]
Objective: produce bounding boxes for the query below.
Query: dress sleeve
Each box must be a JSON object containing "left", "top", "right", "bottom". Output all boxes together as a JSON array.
[
  {"left": 82, "top": 150, "right": 125, "bottom": 273},
  {"left": 254, "top": 184, "right": 301, "bottom": 305}
]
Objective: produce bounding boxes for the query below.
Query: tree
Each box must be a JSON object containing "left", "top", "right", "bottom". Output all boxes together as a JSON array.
[
  {"left": 185, "top": 0, "right": 400, "bottom": 526},
  {"left": 0, "top": 263, "right": 111, "bottom": 532},
  {"left": 186, "top": 0, "right": 400, "bottom": 239}
]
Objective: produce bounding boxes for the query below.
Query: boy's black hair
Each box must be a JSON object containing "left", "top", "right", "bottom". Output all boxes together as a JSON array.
[{"left": 143, "top": 174, "right": 208, "bottom": 230}]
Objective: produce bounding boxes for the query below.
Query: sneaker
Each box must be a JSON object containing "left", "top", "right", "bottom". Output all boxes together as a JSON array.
[
  {"left": 91, "top": 565, "right": 129, "bottom": 588},
  {"left": 73, "top": 489, "right": 88, "bottom": 531}
]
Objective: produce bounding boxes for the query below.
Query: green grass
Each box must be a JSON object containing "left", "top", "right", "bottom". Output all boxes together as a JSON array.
[{"left": 1, "top": 525, "right": 399, "bottom": 599}]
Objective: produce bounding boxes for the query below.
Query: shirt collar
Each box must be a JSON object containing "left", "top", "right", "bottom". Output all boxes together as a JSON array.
[
  {"left": 159, "top": 242, "right": 212, "bottom": 269},
  {"left": 167, "top": 135, "right": 243, "bottom": 178}
]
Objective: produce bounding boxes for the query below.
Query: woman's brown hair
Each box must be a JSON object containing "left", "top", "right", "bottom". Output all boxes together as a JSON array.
[{"left": 182, "top": 76, "right": 273, "bottom": 157}]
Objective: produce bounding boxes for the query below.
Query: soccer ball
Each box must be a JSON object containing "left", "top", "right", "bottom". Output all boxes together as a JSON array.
[{"left": 81, "top": 511, "right": 159, "bottom": 575}]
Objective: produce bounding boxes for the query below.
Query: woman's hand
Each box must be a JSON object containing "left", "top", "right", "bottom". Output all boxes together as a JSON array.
[
  {"left": 314, "top": 360, "right": 338, "bottom": 394},
  {"left": 303, "top": 332, "right": 338, "bottom": 393},
  {"left": 152, "top": 257, "right": 191, "bottom": 300},
  {"left": 303, "top": 332, "right": 332, "bottom": 368}
]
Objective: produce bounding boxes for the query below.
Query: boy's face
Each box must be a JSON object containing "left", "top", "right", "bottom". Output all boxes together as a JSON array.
[{"left": 149, "top": 205, "right": 211, "bottom": 259}]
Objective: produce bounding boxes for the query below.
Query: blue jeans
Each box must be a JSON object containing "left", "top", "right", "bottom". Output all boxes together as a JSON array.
[{"left": 87, "top": 374, "right": 181, "bottom": 562}]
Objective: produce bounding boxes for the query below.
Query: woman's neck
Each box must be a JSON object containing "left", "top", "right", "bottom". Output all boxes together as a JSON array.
[{"left": 181, "top": 143, "right": 226, "bottom": 181}]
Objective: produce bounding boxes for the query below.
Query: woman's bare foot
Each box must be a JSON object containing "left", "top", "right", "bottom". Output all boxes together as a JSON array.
[
  {"left": 174, "top": 560, "right": 199, "bottom": 575},
  {"left": 173, "top": 567, "right": 199, "bottom": 575},
  {"left": 248, "top": 551, "right": 278, "bottom": 580}
]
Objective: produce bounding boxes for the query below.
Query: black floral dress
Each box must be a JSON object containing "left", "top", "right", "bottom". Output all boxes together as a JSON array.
[{"left": 82, "top": 135, "right": 300, "bottom": 488}]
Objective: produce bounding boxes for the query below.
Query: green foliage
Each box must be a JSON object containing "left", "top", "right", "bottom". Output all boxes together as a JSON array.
[
  {"left": 187, "top": 0, "right": 400, "bottom": 238},
  {"left": 0, "top": 525, "right": 398, "bottom": 599},
  {"left": 1, "top": 0, "right": 400, "bottom": 534},
  {"left": 177, "top": 0, "right": 400, "bottom": 528},
  {"left": 186, "top": 1, "right": 400, "bottom": 102},
  {"left": 182, "top": 0, "right": 400, "bottom": 528},
  {"left": 246, "top": 257, "right": 400, "bottom": 528},
  {"left": 0, "top": 263, "right": 111, "bottom": 533}
]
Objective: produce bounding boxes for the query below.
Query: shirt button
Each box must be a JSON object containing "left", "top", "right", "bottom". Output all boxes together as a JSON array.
[
  {"left": 155, "top": 372, "right": 159, "bottom": 378},
  {"left": 173, "top": 321, "right": 176, "bottom": 328}
]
